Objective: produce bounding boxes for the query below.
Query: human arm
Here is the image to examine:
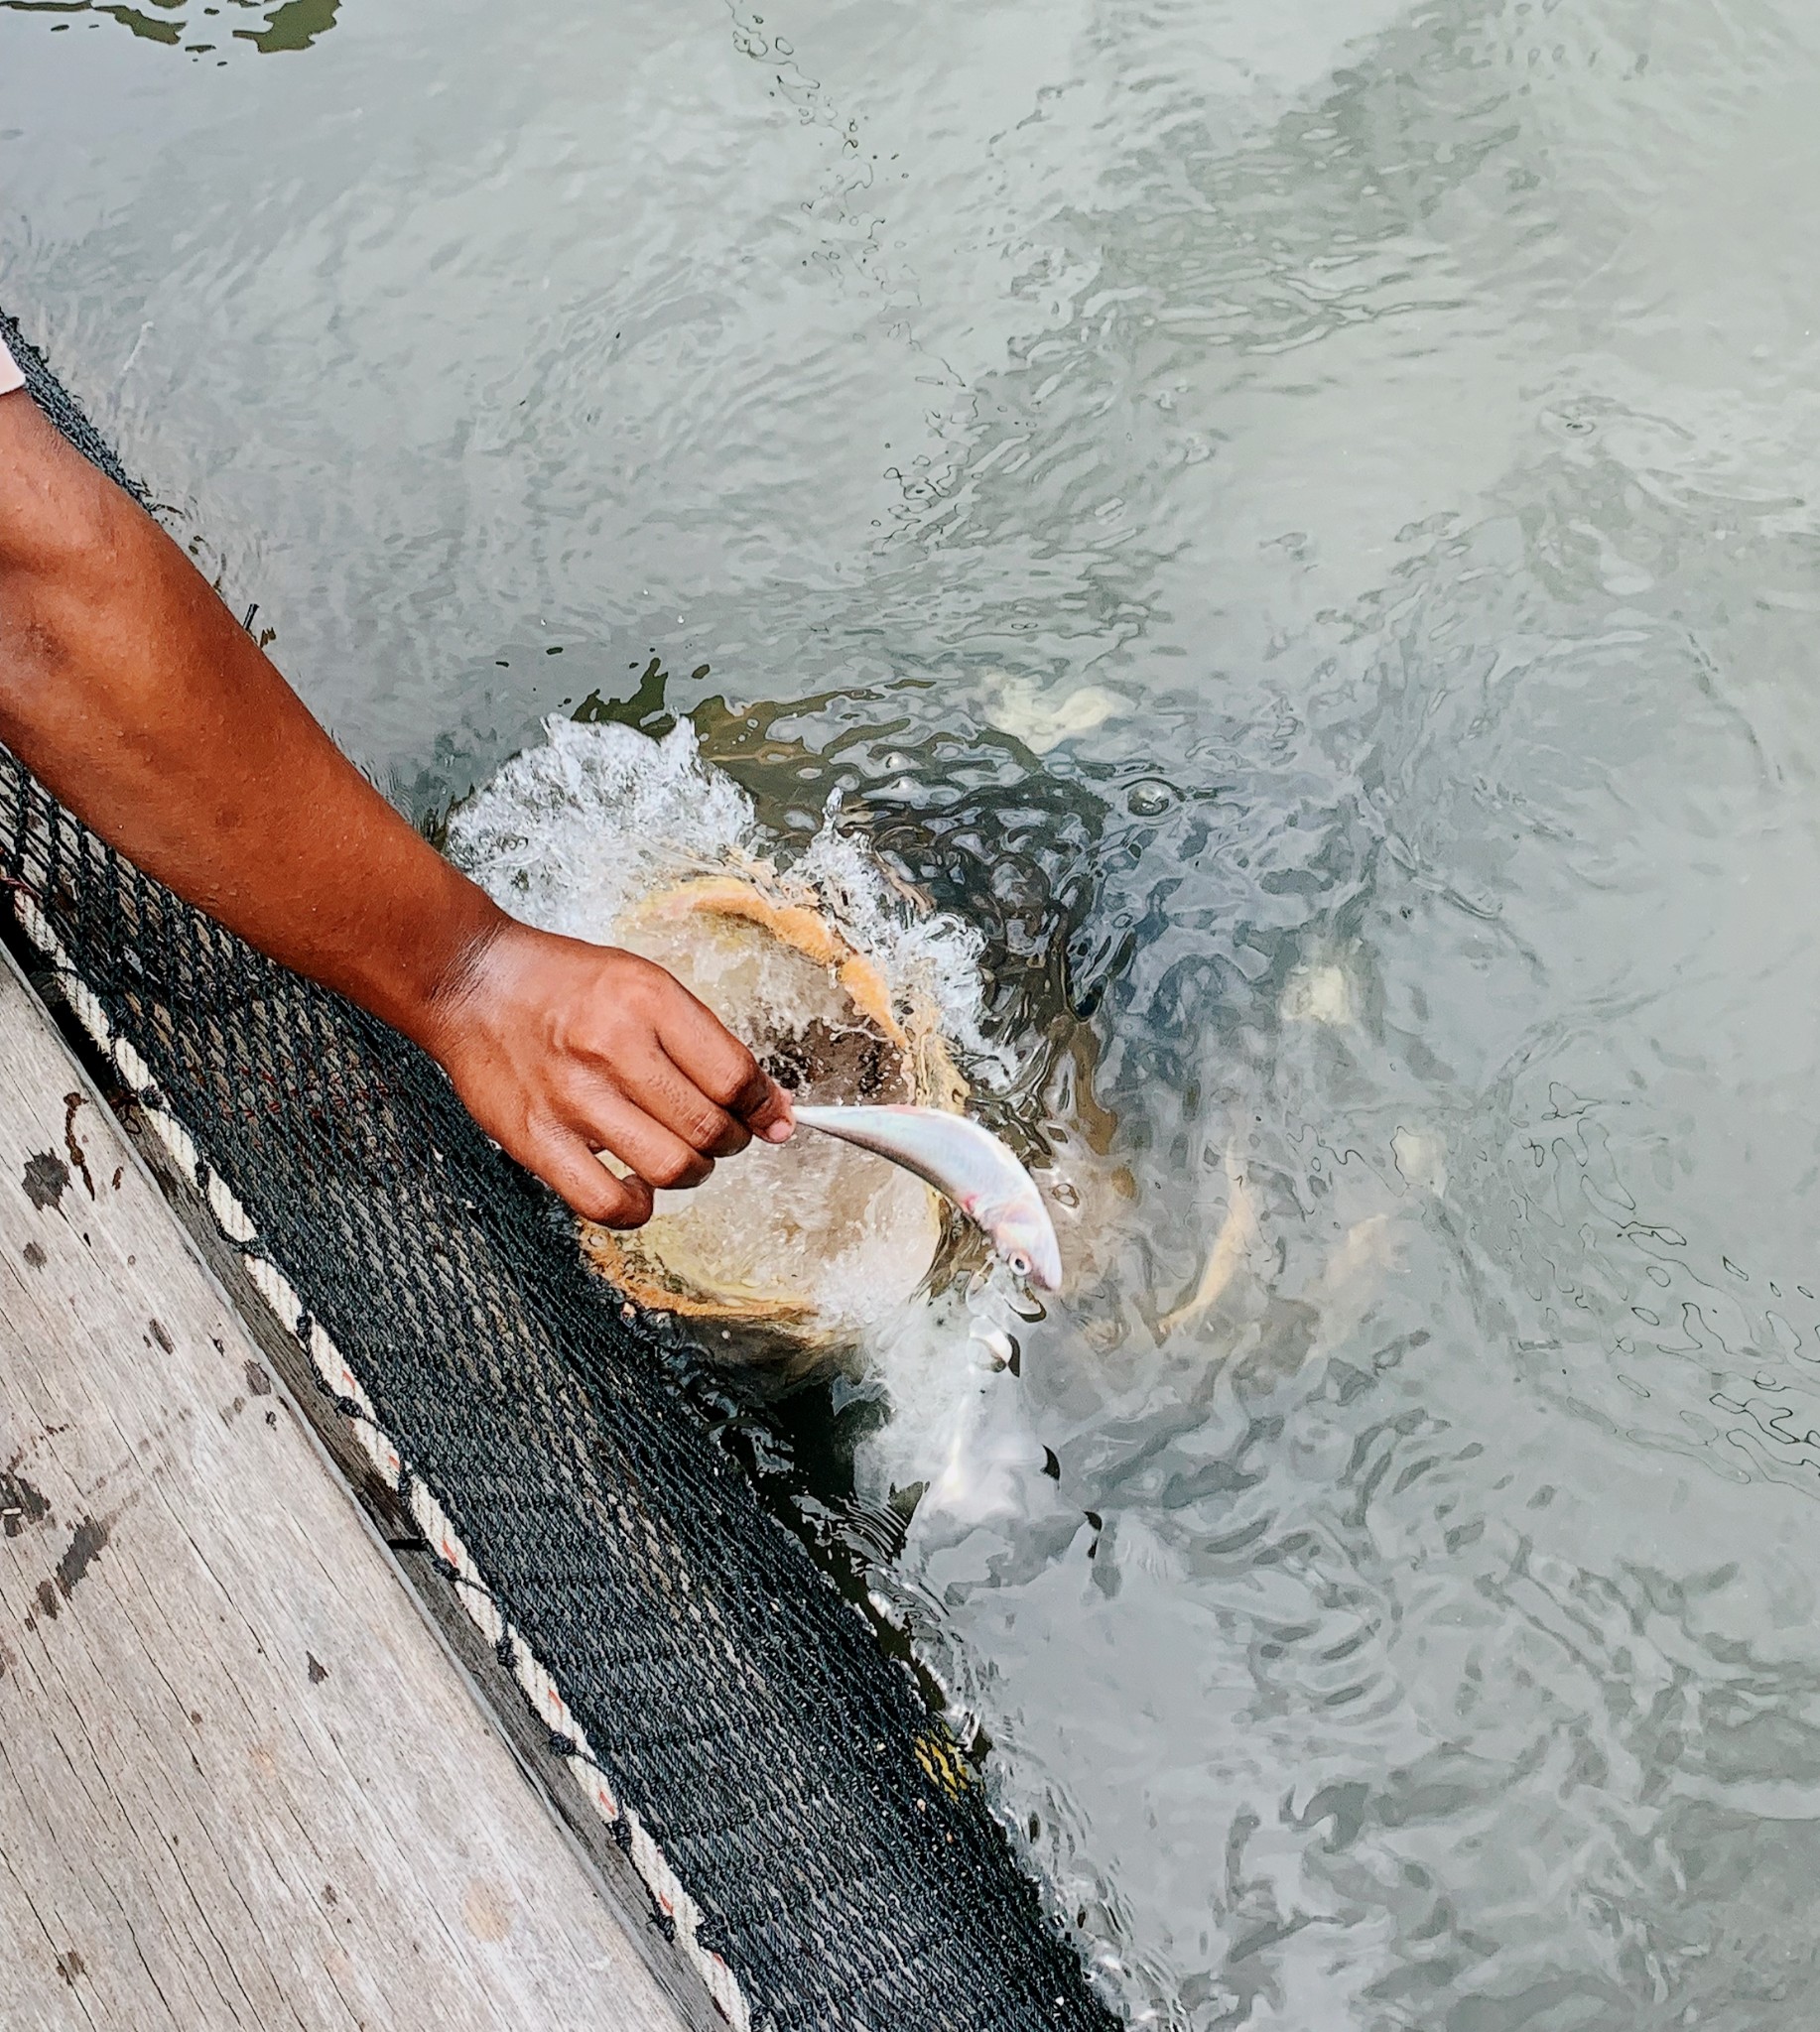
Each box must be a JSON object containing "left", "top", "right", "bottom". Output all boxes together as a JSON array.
[{"left": 0, "top": 382, "right": 792, "bottom": 1225}]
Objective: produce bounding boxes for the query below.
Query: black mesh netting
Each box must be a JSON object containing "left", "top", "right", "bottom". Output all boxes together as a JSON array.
[{"left": 0, "top": 310, "right": 1119, "bottom": 2032}]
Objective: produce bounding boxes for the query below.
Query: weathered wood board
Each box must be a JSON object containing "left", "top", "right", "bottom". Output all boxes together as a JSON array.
[{"left": 0, "top": 946, "right": 692, "bottom": 2032}]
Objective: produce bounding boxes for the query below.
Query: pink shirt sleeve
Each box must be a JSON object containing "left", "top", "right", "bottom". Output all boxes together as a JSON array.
[{"left": 0, "top": 333, "right": 22, "bottom": 397}]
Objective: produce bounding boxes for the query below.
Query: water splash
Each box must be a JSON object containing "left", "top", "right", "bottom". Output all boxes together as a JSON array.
[
  {"left": 448, "top": 715, "right": 997, "bottom": 1069},
  {"left": 447, "top": 715, "right": 1035, "bottom": 1346}
]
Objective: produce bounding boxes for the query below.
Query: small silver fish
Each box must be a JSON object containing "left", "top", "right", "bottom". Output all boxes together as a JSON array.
[{"left": 792, "top": 1103, "right": 1063, "bottom": 1292}]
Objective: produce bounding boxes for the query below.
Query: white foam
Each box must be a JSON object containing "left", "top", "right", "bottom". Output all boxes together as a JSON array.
[
  {"left": 447, "top": 716, "right": 997, "bottom": 1068},
  {"left": 447, "top": 717, "right": 753, "bottom": 938}
]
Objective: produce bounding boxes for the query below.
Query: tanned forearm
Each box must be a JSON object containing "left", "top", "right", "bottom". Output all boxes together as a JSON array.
[
  {"left": 0, "top": 389, "right": 504, "bottom": 1038},
  {"left": 0, "top": 388, "right": 791, "bottom": 1223}
]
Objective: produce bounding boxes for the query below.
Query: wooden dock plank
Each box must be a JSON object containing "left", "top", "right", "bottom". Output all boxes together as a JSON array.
[{"left": 0, "top": 947, "right": 692, "bottom": 2032}]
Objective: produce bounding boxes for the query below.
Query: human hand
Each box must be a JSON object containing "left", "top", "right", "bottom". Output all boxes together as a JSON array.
[
  {"left": 0, "top": 388, "right": 791, "bottom": 1210},
  {"left": 418, "top": 917, "right": 794, "bottom": 1226}
]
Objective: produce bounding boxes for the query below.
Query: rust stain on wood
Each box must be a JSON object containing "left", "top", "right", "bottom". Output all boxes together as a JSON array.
[{"left": 62, "top": 1092, "right": 96, "bottom": 1200}]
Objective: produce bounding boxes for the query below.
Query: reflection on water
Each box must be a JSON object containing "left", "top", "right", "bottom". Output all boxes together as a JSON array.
[
  {"left": 0, "top": 0, "right": 338, "bottom": 57},
  {"left": 12, "top": 0, "right": 1820, "bottom": 2021}
]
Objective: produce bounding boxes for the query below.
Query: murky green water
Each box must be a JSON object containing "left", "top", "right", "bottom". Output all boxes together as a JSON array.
[{"left": 13, "top": 1, "right": 1820, "bottom": 2022}]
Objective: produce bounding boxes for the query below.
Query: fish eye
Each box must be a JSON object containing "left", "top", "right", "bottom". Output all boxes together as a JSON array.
[{"left": 1009, "top": 1251, "right": 1031, "bottom": 1276}]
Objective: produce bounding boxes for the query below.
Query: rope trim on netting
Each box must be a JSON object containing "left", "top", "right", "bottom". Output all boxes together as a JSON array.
[{"left": 8, "top": 884, "right": 751, "bottom": 2032}]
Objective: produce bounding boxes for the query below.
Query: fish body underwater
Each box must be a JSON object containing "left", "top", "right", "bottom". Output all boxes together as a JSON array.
[{"left": 792, "top": 1104, "right": 1063, "bottom": 1292}]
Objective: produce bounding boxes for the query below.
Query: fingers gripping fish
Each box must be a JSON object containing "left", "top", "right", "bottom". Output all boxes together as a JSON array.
[{"left": 791, "top": 1104, "right": 1063, "bottom": 1292}]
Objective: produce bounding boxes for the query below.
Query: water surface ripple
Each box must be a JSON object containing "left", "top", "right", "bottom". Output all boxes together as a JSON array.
[{"left": 10, "top": 0, "right": 1820, "bottom": 2022}]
